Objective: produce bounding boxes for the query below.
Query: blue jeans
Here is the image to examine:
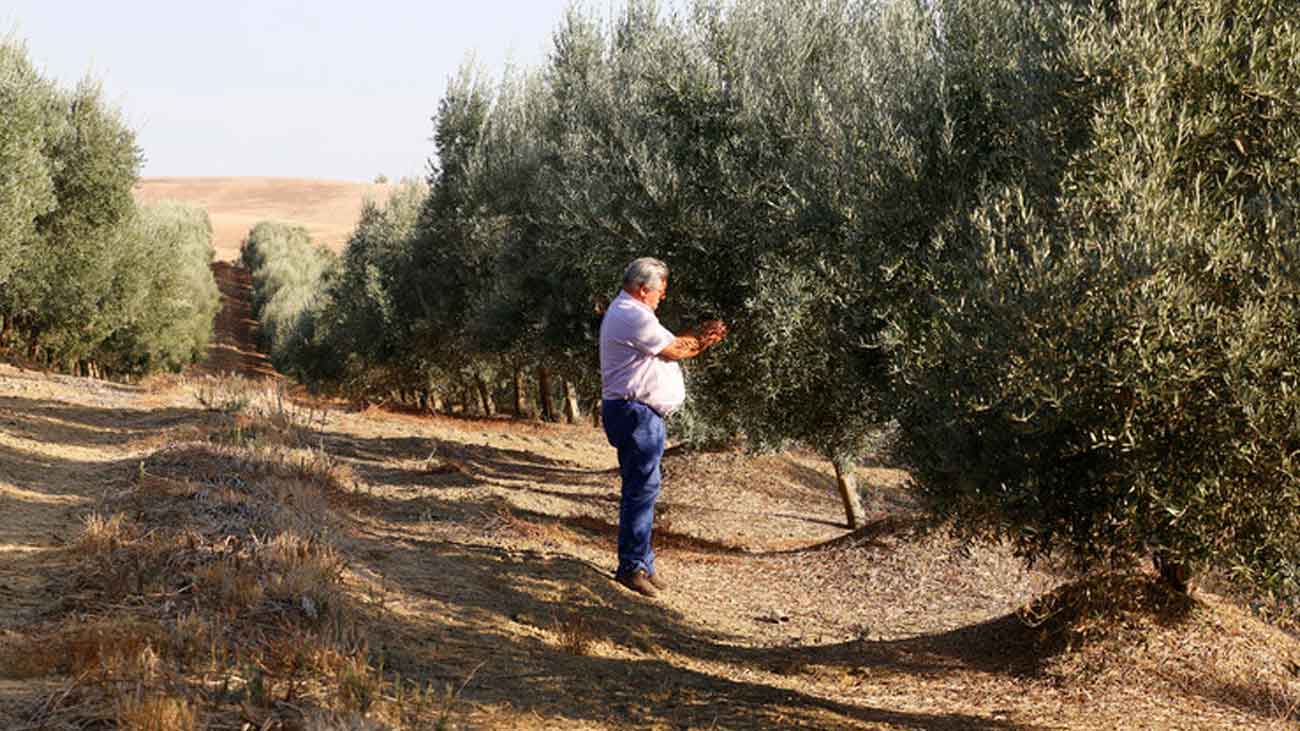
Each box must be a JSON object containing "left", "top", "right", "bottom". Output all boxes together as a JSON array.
[{"left": 602, "top": 399, "right": 666, "bottom": 577}]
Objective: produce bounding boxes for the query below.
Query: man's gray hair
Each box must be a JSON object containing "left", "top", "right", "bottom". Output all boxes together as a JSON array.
[{"left": 622, "top": 257, "right": 669, "bottom": 290}]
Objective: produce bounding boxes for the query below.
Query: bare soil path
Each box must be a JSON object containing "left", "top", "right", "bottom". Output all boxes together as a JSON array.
[{"left": 195, "top": 261, "right": 280, "bottom": 379}]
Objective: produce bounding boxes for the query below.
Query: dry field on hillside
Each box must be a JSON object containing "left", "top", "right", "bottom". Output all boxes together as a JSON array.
[
  {"left": 1, "top": 266, "right": 1299, "bottom": 729},
  {"left": 134, "top": 177, "right": 394, "bottom": 261}
]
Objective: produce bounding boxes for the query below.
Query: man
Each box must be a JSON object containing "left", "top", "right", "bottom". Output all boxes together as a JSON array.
[{"left": 599, "top": 257, "right": 727, "bottom": 597}]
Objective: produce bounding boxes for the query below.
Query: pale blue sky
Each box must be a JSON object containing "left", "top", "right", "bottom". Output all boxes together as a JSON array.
[{"left": 2, "top": 1, "right": 605, "bottom": 181}]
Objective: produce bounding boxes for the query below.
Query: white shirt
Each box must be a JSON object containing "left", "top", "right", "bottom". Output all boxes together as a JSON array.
[{"left": 599, "top": 290, "right": 687, "bottom": 416}]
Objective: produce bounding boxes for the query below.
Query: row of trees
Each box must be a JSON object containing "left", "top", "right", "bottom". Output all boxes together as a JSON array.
[
  {"left": 261, "top": 0, "right": 1298, "bottom": 598},
  {"left": 0, "top": 37, "right": 220, "bottom": 377},
  {"left": 239, "top": 220, "right": 336, "bottom": 367}
]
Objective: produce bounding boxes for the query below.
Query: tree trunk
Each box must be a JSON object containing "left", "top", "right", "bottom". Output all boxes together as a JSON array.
[
  {"left": 513, "top": 368, "right": 530, "bottom": 418},
  {"left": 538, "top": 367, "right": 557, "bottom": 422},
  {"left": 430, "top": 390, "right": 445, "bottom": 415},
  {"left": 832, "top": 454, "right": 867, "bottom": 530},
  {"left": 562, "top": 380, "right": 581, "bottom": 424},
  {"left": 1153, "top": 552, "right": 1192, "bottom": 594},
  {"left": 592, "top": 390, "right": 603, "bottom": 428},
  {"left": 474, "top": 374, "right": 496, "bottom": 416}
]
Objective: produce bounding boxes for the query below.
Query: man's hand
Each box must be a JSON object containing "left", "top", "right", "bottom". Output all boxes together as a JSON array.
[
  {"left": 659, "top": 319, "right": 728, "bottom": 361},
  {"left": 698, "top": 319, "right": 727, "bottom": 347}
]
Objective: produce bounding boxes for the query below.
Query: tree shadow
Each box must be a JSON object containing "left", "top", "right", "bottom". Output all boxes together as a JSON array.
[
  {"left": 0, "top": 395, "right": 209, "bottom": 449},
  {"left": 1, "top": 394, "right": 1280, "bottom": 728},
  {"left": 0, "top": 437, "right": 161, "bottom": 629},
  {"left": 749, "top": 515, "right": 926, "bottom": 556},
  {"left": 323, "top": 433, "right": 607, "bottom": 485},
  {"left": 504, "top": 502, "right": 751, "bottom": 556},
  {"left": 343, "top": 526, "right": 1052, "bottom": 731},
  {"left": 1178, "top": 676, "right": 1300, "bottom": 727},
  {"left": 766, "top": 457, "right": 841, "bottom": 498}
]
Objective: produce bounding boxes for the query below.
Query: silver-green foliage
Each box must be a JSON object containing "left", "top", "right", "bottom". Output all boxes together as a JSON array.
[
  {"left": 519, "top": 0, "right": 1068, "bottom": 468},
  {"left": 0, "top": 37, "right": 58, "bottom": 288},
  {"left": 295, "top": 179, "right": 428, "bottom": 391},
  {"left": 108, "top": 201, "right": 221, "bottom": 371},
  {"left": 895, "top": 0, "right": 1300, "bottom": 591},
  {"left": 240, "top": 221, "right": 336, "bottom": 368},
  {"left": 2, "top": 78, "right": 143, "bottom": 366},
  {"left": 0, "top": 36, "right": 218, "bottom": 377}
]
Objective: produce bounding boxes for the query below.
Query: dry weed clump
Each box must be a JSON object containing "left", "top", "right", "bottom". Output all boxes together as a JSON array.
[
  {"left": 0, "top": 618, "right": 169, "bottom": 681},
  {"left": 190, "top": 375, "right": 333, "bottom": 448},
  {"left": 74, "top": 512, "right": 136, "bottom": 556},
  {"left": 552, "top": 612, "right": 597, "bottom": 656},
  {"left": 190, "top": 374, "right": 257, "bottom": 414},
  {"left": 115, "top": 693, "right": 200, "bottom": 731},
  {"left": 4, "top": 424, "right": 452, "bottom": 730}
]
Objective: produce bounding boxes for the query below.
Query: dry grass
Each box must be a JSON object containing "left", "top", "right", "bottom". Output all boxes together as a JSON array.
[
  {"left": 1010, "top": 573, "right": 1300, "bottom": 723},
  {"left": 0, "top": 380, "right": 453, "bottom": 730},
  {"left": 191, "top": 373, "right": 255, "bottom": 413},
  {"left": 478, "top": 502, "right": 585, "bottom": 548},
  {"left": 8, "top": 364, "right": 1300, "bottom": 729},
  {"left": 553, "top": 612, "right": 597, "bottom": 656},
  {"left": 1019, "top": 572, "right": 1196, "bottom": 657},
  {"left": 133, "top": 177, "right": 393, "bottom": 261},
  {"left": 74, "top": 512, "right": 135, "bottom": 556},
  {"left": 1, "top": 618, "right": 170, "bottom": 681},
  {"left": 190, "top": 375, "right": 333, "bottom": 447},
  {"left": 116, "top": 694, "right": 200, "bottom": 731}
]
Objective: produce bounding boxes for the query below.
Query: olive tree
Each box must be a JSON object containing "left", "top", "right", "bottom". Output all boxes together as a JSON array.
[
  {"left": 894, "top": 0, "right": 1300, "bottom": 593},
  {"left": 97, "top": 202, "right": 220, "bottom": 374},
  {"left": 295, "top": 180, "right": 428, "bottom": 397},
  {"left": 240, "top": 221, "right": 336, "bottom": 368},
  {"left": 4, "top": 79, "right": 142, "bottom": 367},
  {"left": 394, "top": 65, "right": 514, "bottom": 413},
  {"left": 0, "top": 38, "right": 58, "bottom": 298},
  {"left": 516, "top": 0, "right": 1071, "bottom": 526}
]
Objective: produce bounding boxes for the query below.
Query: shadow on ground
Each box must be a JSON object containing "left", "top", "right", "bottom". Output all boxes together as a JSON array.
[
  {"left": 0, "top": 396, "right": 208, "bottom": 449},
  {"left": 345, "top": 524, "right": 1053, "bottom": 731},
  {"left": 2, "top": 394, "right": 1285, "bottom": 729}
]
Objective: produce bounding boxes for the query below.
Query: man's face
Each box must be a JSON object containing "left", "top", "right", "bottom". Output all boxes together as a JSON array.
[{"left": 641, "top": 278, "right": 667, "bottom": 311}]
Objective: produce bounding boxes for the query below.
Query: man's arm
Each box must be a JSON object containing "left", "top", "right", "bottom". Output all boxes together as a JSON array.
[{"left": 658, "top": 320, "right": 727, "bottom": 361}]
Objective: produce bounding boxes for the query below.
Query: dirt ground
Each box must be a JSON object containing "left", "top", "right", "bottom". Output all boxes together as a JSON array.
[
  {"left": 195, "top": 262, "right": 282, "bottom": 379},
  {"left": 1, "top": 263, "right": 1298, "bottom": 729}
]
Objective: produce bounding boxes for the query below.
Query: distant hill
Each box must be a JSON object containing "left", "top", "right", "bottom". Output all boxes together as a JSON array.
[{"left": 133, "top": 177, "right": 395, "bottom": 261}]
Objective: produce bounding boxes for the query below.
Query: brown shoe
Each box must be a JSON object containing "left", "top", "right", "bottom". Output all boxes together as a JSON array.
[
  {"left": 647, "top": 570, "right": 667, "bottom": 591},
  {"left": 615, "top": 569, "right": 659, "bottom": 597}
]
